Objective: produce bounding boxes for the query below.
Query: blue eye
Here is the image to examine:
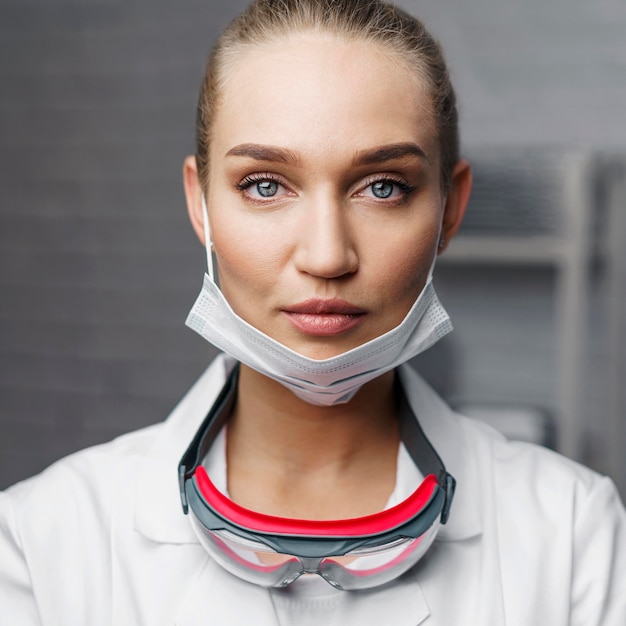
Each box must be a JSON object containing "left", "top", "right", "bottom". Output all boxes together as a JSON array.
[
  {"left": 237, "top": 175, "right": 287, "bottom": 200},
  {"left": 371, "top": 181, "right": 394, "bottom": 198},
  {"left": 256, "top": 180, "right": 278, "bottom": 197},
  {"left": 361, "top": 178, "right": 413, "bottom": 201}
]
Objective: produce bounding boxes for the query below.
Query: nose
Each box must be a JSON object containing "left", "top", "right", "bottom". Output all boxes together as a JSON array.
[{"left": 293, "top": 194, "right": 359, "bottom": 279}]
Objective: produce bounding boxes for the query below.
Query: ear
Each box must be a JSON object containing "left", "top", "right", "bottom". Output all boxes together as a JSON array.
[
  {"left": 183, "top": 155, "right": 207, "bottom": 246},
  {"left": 438, "top": 159, "right": 472, "bottom": 254}
]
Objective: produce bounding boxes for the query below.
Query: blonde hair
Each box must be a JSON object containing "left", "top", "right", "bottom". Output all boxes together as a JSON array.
[{"left": 195, "top": 0, "right": 459, "bottom": 190}]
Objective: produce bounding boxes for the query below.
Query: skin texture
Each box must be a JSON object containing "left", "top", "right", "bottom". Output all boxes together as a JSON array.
[{"left": 183, "top": 33, "right": 471, "bottom": 519}]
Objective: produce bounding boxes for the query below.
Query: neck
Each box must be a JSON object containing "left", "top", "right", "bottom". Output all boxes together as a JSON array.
[{"left": 225, "top": 364, "right": 400, "bottom": 519}]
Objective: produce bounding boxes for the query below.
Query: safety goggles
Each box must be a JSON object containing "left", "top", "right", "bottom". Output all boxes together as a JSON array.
[{"left": 178, "top": 366, "right": 455, "bottom": 590}]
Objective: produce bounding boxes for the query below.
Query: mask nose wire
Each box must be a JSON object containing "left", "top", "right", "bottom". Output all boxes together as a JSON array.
[{"left": 201, "top": 196, "right": 217, "bottom": 283}]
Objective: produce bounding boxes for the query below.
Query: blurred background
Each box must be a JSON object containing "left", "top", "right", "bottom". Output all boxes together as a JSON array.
[{"left": 0, "top": 0, "right": 625, "bottom": 496}]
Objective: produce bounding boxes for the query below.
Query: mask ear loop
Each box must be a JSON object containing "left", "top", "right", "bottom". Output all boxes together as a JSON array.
[
  {"left": 426, "top": 218, "right": 445, "bottom": 281},
  {"left": 201, "top": 196, "right": 220, "bottom": 287}
]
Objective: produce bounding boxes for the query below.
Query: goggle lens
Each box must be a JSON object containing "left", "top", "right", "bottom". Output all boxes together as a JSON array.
[
  {"left": 318, "top": 525, "right": 439, "bottom": 590},
  {"left": 189, "top": 509, "right": 440, "bottom": 590},
  {"left": 190, "top": 516, "right": 306, "bottom": 587}
]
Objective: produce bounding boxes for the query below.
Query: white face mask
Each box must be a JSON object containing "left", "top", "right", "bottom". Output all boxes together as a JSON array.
[{"left": 185, "top": 198, "right": 453, "bottom": 406}]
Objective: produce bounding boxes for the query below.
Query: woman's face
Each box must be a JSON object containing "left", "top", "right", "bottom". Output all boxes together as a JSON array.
[{"left": 189, "top": 34, "right": 467, "bottom": 360}]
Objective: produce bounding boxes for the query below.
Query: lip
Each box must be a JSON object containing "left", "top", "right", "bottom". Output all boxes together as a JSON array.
[{"left": 282, "top": 299, "right": 367, "bottom": 336}]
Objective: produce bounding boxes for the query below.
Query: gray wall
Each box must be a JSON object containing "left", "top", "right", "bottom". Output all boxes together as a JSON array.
[
  {"left": 1, "top": 0, "right": 625, "bottom": 490},
  {"left": 407, "top": 0, "right": 626, "bottom": 148},
  {"left": 0, "top": 1, "right": 246, "bottom": 487}
]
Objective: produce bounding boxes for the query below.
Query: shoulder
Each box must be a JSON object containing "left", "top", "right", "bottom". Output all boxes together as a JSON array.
[
  {"left": 0, "top": 422, "right": 167, "bottom": 623},
  {"left": 399, "top": 363, "right": 625, "bottom": 534},
  {"left": 7, "top": 420, "right": 162, "bottom": 495},
  {"left": 400, "top": 362, "right": 612, "bottom": 496},
  {"left": 450, "top": 401, "right": 621, "bottom": 530},
  {"left": 467, "top": 420, "right": 626, "bottom": 623},
  {"left": 0, "top": 357, "right": 232, "bottom": 622},
  {"left": 401, "top": 365, "right": 626, "bottom": 621},
  {"left": 2, "top": 354, "right": 233, "bottom": 526},
  {"left": 1, "top": 422, "right": 165, "bottom": 546},
  {"left": 461, "top": 409, "right": 617, "bottom": 513}
]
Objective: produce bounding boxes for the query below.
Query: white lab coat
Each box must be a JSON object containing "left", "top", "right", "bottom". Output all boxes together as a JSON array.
[{"left": 1, "top": 355, "right": 625, "bottom": 625}]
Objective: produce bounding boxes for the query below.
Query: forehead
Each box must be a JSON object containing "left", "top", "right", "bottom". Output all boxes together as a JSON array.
[{"left": 212, "top": 33, "right": 438, "bottom": 164}]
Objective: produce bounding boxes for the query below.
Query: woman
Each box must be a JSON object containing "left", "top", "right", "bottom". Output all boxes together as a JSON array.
[{"left": 1, "top": 1, "right": 625, "bottom": 624}]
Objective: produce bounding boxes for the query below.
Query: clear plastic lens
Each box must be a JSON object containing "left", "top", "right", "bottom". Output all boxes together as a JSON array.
[
  {"left": 189, "top": 509, "right": 441, "bottom": 590},
  {"left": 190, "top": 514, "right": 302, "bottom": 587},
  {"left": 319, "top": 521, "right": 439, "bottom": 590}
]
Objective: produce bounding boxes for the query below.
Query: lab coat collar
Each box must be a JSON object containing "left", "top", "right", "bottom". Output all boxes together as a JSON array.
[
  {"left": 133, "top": 356, "right": 235, "bottom": 544},
  {"left": 134, "top": 356, "right": 482, "bottom": 545}
]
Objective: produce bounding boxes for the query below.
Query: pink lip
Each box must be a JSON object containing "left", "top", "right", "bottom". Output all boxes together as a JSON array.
[{"left": 282, "top": 299, "right": 366, "bottom": 336}]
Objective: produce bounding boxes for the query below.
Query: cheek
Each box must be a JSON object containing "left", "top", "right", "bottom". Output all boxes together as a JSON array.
[
  {"left": 210, "top": 211, "right": 288, "bottom": 302},
  {"left": 371, "top": 218, "right": 440, "bottom": 294}
]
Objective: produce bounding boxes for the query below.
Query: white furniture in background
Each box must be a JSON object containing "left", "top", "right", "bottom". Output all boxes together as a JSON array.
[{"left": 438, "top": 148, "right": 597, "bottom": 463}]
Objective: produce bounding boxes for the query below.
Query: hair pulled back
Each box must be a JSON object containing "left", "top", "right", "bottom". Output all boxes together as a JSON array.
[{"left": 195, "top": 0, "right": 459, "bottom": 191}]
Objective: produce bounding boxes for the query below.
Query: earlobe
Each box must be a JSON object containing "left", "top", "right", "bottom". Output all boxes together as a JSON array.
[
  {"left": 183, "top": 155, "right": 207, "bottom": 246},
  {"left": 438, "top": 159, "right": 472, "bottom": 254}
]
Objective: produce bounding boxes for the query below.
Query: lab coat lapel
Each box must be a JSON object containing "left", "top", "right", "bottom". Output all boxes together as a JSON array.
[
  {"left": 174, "top": 557, "right": 280, "bottom": 626},
  {"left": 134, "top": 357, "right": 234, "bottom": 544},
  {"left": 331, "top": 576, "right": 431, "bottom": 626}
]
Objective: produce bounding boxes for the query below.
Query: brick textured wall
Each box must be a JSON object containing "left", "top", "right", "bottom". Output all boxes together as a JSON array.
[
  {"left": 0, "top": 1, "right": 248, "bottom": 487},
  {"left": 406, "top": 0, "right": 626, "bottom": 148}
]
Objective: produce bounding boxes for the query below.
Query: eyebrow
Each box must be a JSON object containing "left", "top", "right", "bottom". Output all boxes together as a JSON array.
[
  {"left": 224, "top": 141, "right": 428, "bottom": 167},
  {"left": 225, "top": 143, "right": 301, "bottom": 166},
  {"left": 352, "top": 142, "right": 428, "bottom": 166}
]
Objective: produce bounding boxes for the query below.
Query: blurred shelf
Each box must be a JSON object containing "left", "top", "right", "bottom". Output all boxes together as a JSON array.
[{"left": 440, "top": 235, "right": 569, "bottom": 265}]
